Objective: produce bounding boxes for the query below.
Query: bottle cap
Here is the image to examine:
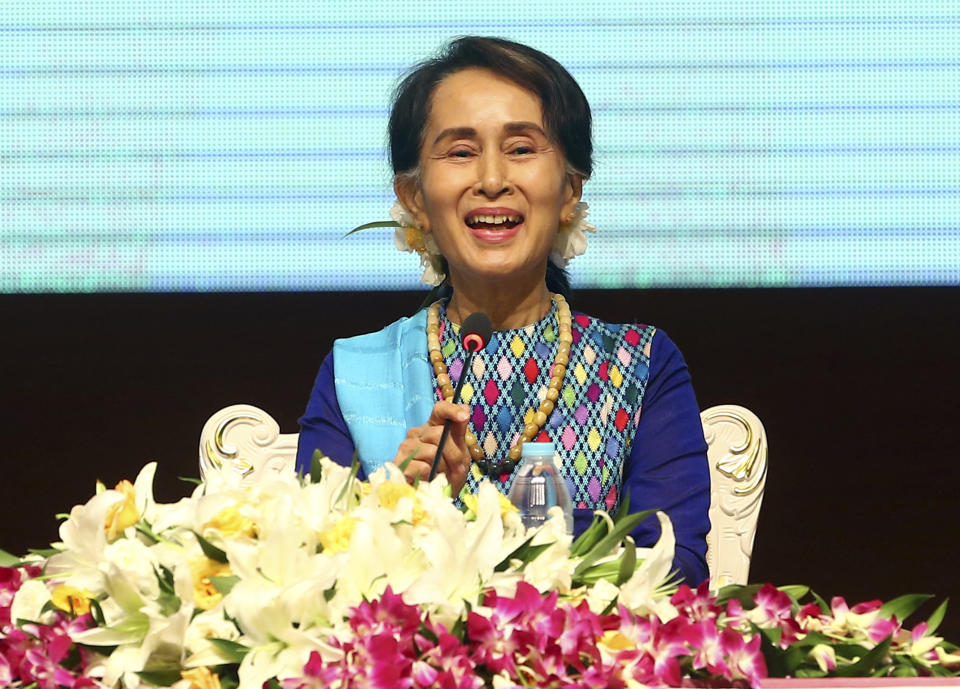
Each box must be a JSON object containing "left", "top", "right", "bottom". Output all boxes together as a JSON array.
[{"left": 521, "top": 442, "right": 555, "bottom": 458}]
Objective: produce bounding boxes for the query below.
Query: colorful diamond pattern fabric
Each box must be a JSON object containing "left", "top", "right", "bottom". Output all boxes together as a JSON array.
[{"left": 436, "top": 302, "right": 655, "bottom": 512}]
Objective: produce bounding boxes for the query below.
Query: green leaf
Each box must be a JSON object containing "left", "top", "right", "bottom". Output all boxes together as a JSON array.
[
  {"left": 880, "top": 594, "right": 932, "bottom": 622},
  {"left": 781, "top": 644, "right": 807, "bottom": 675},
  {"left": 136, "top": 522, "right": 161, "bottom": 545},
  {"left": 926, "top": 597, "right": 949, "bottom": 635},
  {"left": 892, "top": 663, "right": 919, "bottom": 677},
  {"left": 210, "top": 575, "right": 240, "bottom": 596},
  {"left": 760, "top": 624, "right": 783, "bottom": 649},
  {"left": 157, "top": 591, "right": 182, "bottom": 617},
  {"left": 27, "top": 547, "right": 60, "bottom": 558},
  {"left": 310, "top": 449, "right": 324, "bottom": 483},
  {"left": 575, "top": 559, "right": 622, "bottom": 585},
  {"left": 779, "top": 584, "right": 810, "bottom": 602},
  {"left": 137, "top": 669, "right": 184, "bottom": 686},
  {"left": 716, "top": 583, "right": 763, "bottom": 607},
  {"left": 156, "top": 565, "right": 176, "bottom": 595},
  {"left": 755, "top": 622, "right": 789, "bottom": 676},
  {"left": 195, "top": 532, "right": 228, "bottom": 563},
  {"left": 89, "top": 598, "right": 106, "bottom": 626},
  {"left": 810, "top": 589, "right": 831, "bottom": 614},
  {"left": 335, "top": 453, "right": 361, "bottom": 505},
  {"left": 795, "top": 668, "right": 828, "bottom": 678},
  {"left": 0, "top": 548, "right": 24, "bottom": 567},
  {"left": 573, "top": 509, "right": 655, "bottom": 577},
  {"left": 345, "top": 220, "right": 401, "bottom": 235},
  {"left": 495, "top": 535, "right": 552, "bottom": 572},
  {"left": 788, "top": 630, "right": 833, "bottom": 649},
  {"left": 208, "top": 638, "right": 251, "bottom": 663},
  {"left": 397, "top": 449, "right": 417, "bottom": 474},
  {"left": 178, "top": 476, "right": 203, "bottom": 486},
  {"left": 569, "top": 512, "right": 609, "bottom": 558},
  {"left": 616, "top": 538, "right": 637, "bottom": 585},
  {"left": 834, "top": 636, "right": 893, "bottom": 677}
]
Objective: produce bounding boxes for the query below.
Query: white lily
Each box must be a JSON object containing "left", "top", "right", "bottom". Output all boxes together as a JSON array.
[{"left": 616, "top": 511, "right": 679, "bottom": 621}]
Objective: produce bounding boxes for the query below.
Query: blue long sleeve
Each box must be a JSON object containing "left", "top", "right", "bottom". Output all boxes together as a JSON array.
[
  {"left": 621, "top": 330, "right": 710, "bottom": 585},
  {"left": 296, "top": 354, "right": 365, "bottom": 477}
]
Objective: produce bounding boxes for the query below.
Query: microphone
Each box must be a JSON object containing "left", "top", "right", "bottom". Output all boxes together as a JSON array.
[
  {"left": 428, "top": 311, "right": 492, "bottom": 481},
  {"left": 459, "top": 311, "right": 494, "bottom": 354}
]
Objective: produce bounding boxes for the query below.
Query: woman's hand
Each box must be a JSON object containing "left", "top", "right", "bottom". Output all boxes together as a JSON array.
[{"left": 393, "top": 401, "right": 471, "bottom": 495}]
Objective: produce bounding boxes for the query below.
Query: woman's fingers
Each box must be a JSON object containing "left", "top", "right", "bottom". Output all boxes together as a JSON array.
[
  {"left": 392, "top": 401, "right": 472, "bottom": 493},
  {"left": 426, "top": 400, "right": 470, "bottom": 426}
]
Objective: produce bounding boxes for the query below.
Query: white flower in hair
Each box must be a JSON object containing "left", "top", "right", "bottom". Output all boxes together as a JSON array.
[
  {"left": 390, "top": 200, "right": 445, "bottom": 286},
  {"left": 550, "top": 201, "right": 596, "bottom": 268}
]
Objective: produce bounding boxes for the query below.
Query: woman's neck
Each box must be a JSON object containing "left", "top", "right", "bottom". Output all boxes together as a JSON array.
[{"left": 445, "top": 273, "right": 553, "bottom": 331}]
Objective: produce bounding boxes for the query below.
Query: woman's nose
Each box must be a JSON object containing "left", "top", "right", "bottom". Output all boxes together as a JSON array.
[{"left": 476, "top": 152, "right": 509, "bottom": 197}]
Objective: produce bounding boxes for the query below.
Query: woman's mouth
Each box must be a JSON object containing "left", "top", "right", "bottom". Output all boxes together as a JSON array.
[{"left": 465, "top": 211, "right": 525, "bottom": 242}]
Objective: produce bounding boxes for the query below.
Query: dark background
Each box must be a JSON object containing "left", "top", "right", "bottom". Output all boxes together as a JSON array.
[{"left": 2, "top": 287, "right": 958, "bottom": 640}]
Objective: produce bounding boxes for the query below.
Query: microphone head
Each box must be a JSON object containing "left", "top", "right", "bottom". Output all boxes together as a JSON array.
[{"left": 460, "top": 312, "right": 493, "bottom": 353}]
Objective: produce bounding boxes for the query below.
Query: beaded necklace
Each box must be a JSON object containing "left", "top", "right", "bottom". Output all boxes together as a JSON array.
[{"left": 426, "top": 293, "right": 573, "bottom": 475}]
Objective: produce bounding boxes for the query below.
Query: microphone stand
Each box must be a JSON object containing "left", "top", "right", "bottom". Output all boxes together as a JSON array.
[{"left": 428, "top": 346, "right": 479, "bottom": 482}]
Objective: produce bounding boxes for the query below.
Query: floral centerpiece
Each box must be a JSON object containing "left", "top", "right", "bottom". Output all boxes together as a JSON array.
[{"left": 1, "top": 459, "right": 958, "bottom": 688}]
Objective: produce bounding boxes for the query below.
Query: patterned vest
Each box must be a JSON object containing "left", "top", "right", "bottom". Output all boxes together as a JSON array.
[{"left": 436, "top": 302, "right": 655, "bottom": 512}]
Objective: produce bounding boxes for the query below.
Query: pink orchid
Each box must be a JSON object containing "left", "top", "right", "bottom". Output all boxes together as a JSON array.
[
  {"left": 685, "top": 619, "right": 731, "bottom": 678},
  {"left": 416, "top": 628, "right": 482, "bottom": 689},
  {"left": 751, "top": 584, "right": 802, "bottom": 646},
  {"left": 719, "top": 626, "right": 767, "bottom": 686},
  {"left": 671, "top": 583, "right": 722, "bottom": 623},
  {"left": 281, "top": 651, "right": 342, "bottom": 689}
]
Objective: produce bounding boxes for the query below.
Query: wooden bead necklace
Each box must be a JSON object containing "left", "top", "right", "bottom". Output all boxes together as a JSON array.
[{"left": 427, "top": 293, "right": 573, "bottom": 476}]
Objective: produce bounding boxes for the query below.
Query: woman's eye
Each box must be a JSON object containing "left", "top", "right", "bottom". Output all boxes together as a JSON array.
[
  {"left": 448, "top": 149, "right": 474, "bottom": 158},
  {"left": 510, "top": 146, "right": 534, "bottom": 155}
]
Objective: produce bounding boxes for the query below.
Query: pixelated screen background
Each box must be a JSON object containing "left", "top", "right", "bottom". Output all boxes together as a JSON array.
[{"left": 3, "top": 1, "right": 959, "bottom": 292}]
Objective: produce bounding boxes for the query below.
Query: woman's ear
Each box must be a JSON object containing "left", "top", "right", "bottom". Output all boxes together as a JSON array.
[
  {"left": 394, "top": 177, "right": 430, "bottom": 231},
  {"left": 560, "top": 173, "right": 584, "bottom": 221}
]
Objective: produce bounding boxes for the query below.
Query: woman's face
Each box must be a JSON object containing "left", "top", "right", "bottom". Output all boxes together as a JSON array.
[{"left": 398, "top": 68, "right": 581, "bottom": 288}]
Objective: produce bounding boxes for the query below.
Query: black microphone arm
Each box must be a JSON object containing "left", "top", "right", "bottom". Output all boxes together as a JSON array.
[{"left": 428, "top": 312, "right": 493, "bottom": 482}]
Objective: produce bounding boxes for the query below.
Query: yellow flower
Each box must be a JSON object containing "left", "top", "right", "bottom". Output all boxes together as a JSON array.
[
  {"left": 405, "top": 226, "right": 427, "bottom": 253},
  {"left": 377, "top": 482, "right": 426, "bottom": 524},
  {"left": 180, "top": 666, "right": 223, "bottom": 689},
  {"left": 599, "top": 630, "right": 636, "bottom": 652},
  {"left": 50, "top": 584, "right": 93, "bottom": 615},
  {"left": 319, "top": 515, "right": 355, "bottom": 554},
  {"left": 203, "top": 505, "right": 256, "bottom": 539},
  {"left": 104, "top": 479, "right": 139, "bottom": 540},
  {"left": 377, "top": 481, "right": 416, "bottom": 509},
  {"left": 190, "top": 558, "right": 233, "bottom": 610},
  {"left": 462, "top": 491, "right": 518, "bottom": 520}
]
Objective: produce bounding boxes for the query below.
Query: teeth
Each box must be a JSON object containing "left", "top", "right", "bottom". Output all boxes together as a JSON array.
[{"left": 467, "top": 214, "right": 523, "bottom": 225}]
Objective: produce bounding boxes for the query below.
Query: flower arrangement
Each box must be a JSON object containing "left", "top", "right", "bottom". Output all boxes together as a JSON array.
[{"left": 1, "top": 458, "right": 958, "bottom": 689}]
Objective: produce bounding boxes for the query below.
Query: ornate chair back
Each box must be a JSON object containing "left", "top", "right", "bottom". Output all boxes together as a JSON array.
[{"left": 700, "top": 404, "right": 768, "bottom": 590}]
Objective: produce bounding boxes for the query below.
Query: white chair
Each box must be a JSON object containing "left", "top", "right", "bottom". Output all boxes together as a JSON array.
[
  {"left": 198, "top": 404, "right": 299, "bottom": 482},
  {"left": 200, "top": 403, "right": 768, "bottom": 587},
  {"left": 700, "top": 404, "right": 768, "bottom": 590}
]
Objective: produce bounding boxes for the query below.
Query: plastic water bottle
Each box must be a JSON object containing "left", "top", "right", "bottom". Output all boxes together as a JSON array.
[{"left": 507, "top": 442, "right": 574, "bottom": 534}]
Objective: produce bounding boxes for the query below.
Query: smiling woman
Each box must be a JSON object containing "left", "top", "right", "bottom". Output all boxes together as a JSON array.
[{"left": 295, "top": 37, "right": 712, "bottom": 585}]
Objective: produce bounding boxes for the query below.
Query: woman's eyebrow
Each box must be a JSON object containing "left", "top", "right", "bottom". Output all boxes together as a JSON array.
[
  {"left": 502, "top": 121, "right": 548, "bottom": 137},
  {"left": 432, "top": 126, "right": 477, "bottom": 145},
  {"left": 431, "top": 121, "right": 548, "bottom": 146}
]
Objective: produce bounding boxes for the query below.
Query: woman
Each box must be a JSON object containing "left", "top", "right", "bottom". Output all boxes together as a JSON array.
[{"left": 296, "top": 37, "right": 710, "bottom": 585}]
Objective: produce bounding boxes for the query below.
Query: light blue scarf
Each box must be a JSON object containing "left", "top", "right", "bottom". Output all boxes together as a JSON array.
[{"left": 332, "top": 309, "right": 435, "bottom": 476}]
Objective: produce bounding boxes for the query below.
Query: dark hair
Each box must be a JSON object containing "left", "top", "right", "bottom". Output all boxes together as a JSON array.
[{"left": 389, "top": 37, "right": 591, "bottom": 299}]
